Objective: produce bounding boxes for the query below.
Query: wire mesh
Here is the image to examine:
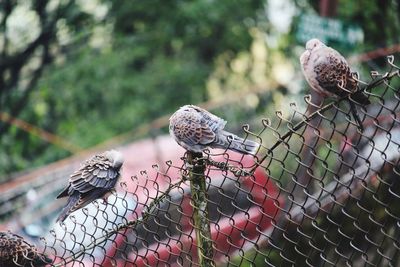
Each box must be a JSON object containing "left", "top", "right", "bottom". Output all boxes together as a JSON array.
[{"left": 2, "top": 56, "right": 400, "bottom": 266}]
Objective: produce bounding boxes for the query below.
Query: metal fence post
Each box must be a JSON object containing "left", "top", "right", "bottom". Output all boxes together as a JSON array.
[{"left": 187, "top": 151, "right": 215, "bottom": 267}]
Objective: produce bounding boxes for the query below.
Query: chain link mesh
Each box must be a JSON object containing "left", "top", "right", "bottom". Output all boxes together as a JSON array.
[{"left": 1, "top": 56, "right": 400, "bottom": 266}]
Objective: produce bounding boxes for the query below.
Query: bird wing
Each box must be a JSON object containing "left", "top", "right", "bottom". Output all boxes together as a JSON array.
[
  {"left": 170, "top": 105, "right": 227, "bottom": 148},
  {"left": 69, "top": 154, "right": 119, "bottom": 195},
  {"left": 56, "top": 153, "right": 121, "bottom": 221},
  {"left": 171, "top": 110, "right": 214, "bottom": 147},
  {"left": 191, "top": 105, "right": 226, "bottom": 131},
  {"left": 193, "top": 105, "right": 227, "bottom": 145},
  {"left": 314, "top": 47, "right": 357, "bottom": 97},
  {"left": 67, "top": 187, "right": 110, "bottom": 215},
  {"left": 0, "top": 231, "right": 50, "bottom": 266}
]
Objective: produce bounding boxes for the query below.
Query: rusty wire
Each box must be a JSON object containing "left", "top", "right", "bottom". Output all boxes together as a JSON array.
[{"left": 2, "top": 56, "right": 400, "bottom": 266}]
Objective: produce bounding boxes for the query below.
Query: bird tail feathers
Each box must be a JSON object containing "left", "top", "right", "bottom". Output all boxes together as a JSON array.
[
  {"left": 216, "top": 130, "right": 259, "bottom": 155},
  {"left": 56, "top": 193, "right": 79, "bottom": 223},
  {"left": 350, "top": 91, "right": 370, "bottom": 106},
  {"left": 56, "top": 186, "right": 69, "bottom": 199},
  {"left": 349, "top": 100, "right": 364, "bottom": 131}
]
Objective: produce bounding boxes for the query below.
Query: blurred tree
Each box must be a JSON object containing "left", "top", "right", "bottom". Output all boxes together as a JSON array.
[
  {"left": 108, "top": 0, "right": 263, "bottom": 62},
  {"left": 3, "top": 0, "right": 400, "bottom": 179},
  {"left": 0, "top": 0, "right": 93, "bottom": 178},
  {"left": 0, "top": 0, "right": 265, "bottom": 178},
  {"left": 0, "top": 0, "right": 92, "bottom": 134}
]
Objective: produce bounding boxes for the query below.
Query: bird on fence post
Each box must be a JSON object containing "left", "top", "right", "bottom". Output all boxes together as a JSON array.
[
  {"left": 169, "top": 105, "right": 259, "bottom": 155},
  {"left": 170, "top": 106, "right": 219, "bottom": 266},
  {"left": 0, "top": 231, "right": 51, "bottom": 266},
  {"left": 300, "top": 38, "right": 371, "bottom": 131},
  {"left": 56, "top": 150, "right": 124, "bottom": 223}
]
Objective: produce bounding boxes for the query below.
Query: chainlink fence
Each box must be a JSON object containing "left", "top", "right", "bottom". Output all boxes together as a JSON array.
[{"left": 2, "top": 56, "right": 400, "bottom": 266}]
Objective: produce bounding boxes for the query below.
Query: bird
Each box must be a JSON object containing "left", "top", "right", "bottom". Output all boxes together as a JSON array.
[
  {"left": 300, "top": 38, "right": 370, "bottom": 130},
  {"left": 0, "top": 231, "right": 51, "bottom": 266},
  {"left": 56, "top": 150, "right": 124, "bottom": 223},
  {"left": 169, "top": 105, "right": 259, "bottom": 155}
]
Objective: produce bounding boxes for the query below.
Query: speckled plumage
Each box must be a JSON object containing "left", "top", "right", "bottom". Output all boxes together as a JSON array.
[
  {"left": 300, "top": 38, "right": 370, "bottom": 105},
  {"left": 169, "top": 105, "right": 259, "bottom": 155},
  {"left": 56, "top": 150, "right": 124, "bottom": 222},
  {"left": 0, "top": 231, "right": 50, "bottom": 266},
  {"left": 300, "top": 38, "right": 370, "bottom": 130}
]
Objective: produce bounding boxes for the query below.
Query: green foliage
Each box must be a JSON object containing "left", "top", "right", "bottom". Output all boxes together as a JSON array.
[
  {"left": 295, "top": 0, "right": 400, "bottom": 54},
  {"left": 337, "top": 0, "right": 400, "bottom": 50},
  {"left": 0, "top": 0, "right": 265, "bottom": 179},
  {"left": 3, "top": 0, "right": 400, "bottom": 181},
  {"left": 36, "top": 43, "right": 210, "bottom": 147},
  {"left": 108, "top": 0, "right": 263, "bottom": 62}
]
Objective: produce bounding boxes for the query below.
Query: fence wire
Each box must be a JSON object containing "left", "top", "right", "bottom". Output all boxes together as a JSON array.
[{"left": 2, "top": 56, "right": 400, "bottom": 266}]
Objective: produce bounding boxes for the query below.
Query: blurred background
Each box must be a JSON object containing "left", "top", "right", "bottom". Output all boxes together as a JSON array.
[
  {"left": 0, "top": 0, "right": 400, "bottom": 263},
  {"left": 1, "top": 0, "right": 400, "bottom": 180},
  {"left": 1, "top": 0, "right": 399, "bottom": 178}
]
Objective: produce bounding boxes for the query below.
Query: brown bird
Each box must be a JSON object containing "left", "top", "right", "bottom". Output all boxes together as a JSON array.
[
  {"left": 0, "top": 231, "right": 51, "bottom": 266},
  {"left": 169, "top": 105, "right": 259, "bottom": 155},
  {"left": 56, "top": 150, "right": 124, "bottom": 222},
  {"left": 300, "top": 38, "right": 370, "bottom": 130}
]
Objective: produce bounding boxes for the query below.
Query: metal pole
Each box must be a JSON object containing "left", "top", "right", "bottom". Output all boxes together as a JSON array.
[{"left": 187, "top": 151, "right": 215, "bottom": 267}]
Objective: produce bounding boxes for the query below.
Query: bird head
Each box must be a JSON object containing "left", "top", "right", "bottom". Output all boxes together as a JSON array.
[
  {"left": 300, "top": 38, "right": 326, "bottom": 67},
  {"left": 305, "top": 38, "right": 325, "bottom": 51},
  {"left": 104, "top": 150, "right": 124, "bottom": 168}
]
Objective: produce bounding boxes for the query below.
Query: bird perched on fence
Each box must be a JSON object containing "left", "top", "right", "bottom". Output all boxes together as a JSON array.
[
  {"left": 169, "top": 105, "right": 259, "bottom": 155},
  {"left": 0, "top": 231, "right": 51, "bottom": 266},
  {"left": 300, "top": 38, "right": 370, "bottom": 130},
  {"left": 56, "top": 150, "right": 124, "bottom": 222}
]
